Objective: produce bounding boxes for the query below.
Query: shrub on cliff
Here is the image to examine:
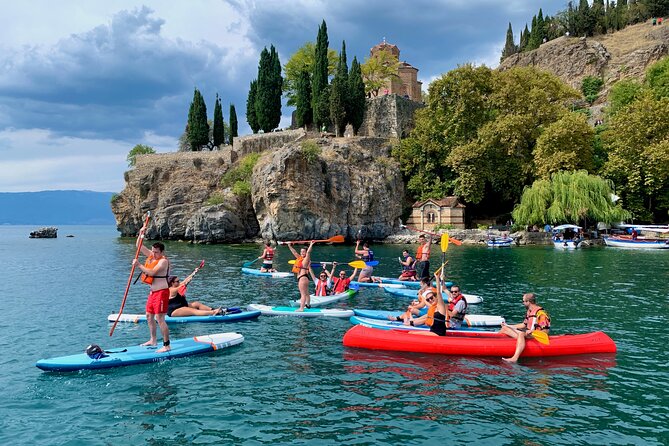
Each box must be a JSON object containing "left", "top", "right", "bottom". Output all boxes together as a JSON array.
[
  {"left": 126, "top": 144, "right": 155, "bottom": 167},
  {"left": 221, "top": 153, "right": 260, "bottom": 196}
]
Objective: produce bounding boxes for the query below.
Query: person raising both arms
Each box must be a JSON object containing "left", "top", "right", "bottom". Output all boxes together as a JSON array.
[
  {"left": 325, "top": 262, "right": 358, "bottom": 294},
  {"left": 310, "top": 265, "right": 331, "bottom": 297},
  {"left": 498, "top": 293, "right": 551, "bottom": 363},
  {"left": 166, "top": 271, "right": 223, "bottom": 317},
  {"left": 258, "top": 240, "right": 276, "bottom": 273},
  {"left": 291, "top": 240, "right": 315, "bottom": 311},
  {"left": 287, "top": 243, "right": 308, "bottom": 279},
  {"left": 133, "top": 229, "right": 171, "bottom": 353},
  {"left": 354, "top": 240, "right": 374, "bottom": 283}
]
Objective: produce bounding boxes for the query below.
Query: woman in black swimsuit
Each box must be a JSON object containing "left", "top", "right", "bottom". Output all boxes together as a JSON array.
[
  {"left": 295, "top": 240, "right": 315, "bottom": 311},
  {"left": 166, "top": 273, "right": 222, "bottom": 317}
]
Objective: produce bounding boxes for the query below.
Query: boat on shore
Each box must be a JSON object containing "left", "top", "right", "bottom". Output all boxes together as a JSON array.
[
  {"left": 487, "top": 236, "right": 513, "bottom": 247},
  {"left": 552, "top": 224, "right": 583, "bottom": 249},
  {"left": 342, "top": 325, "right": 617, "bottom": 358},
  {"left": 604, "top": 225, "right": 669, "bottom": 249}
]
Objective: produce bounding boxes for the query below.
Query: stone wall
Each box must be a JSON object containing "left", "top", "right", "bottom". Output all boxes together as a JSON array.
[
  {"left": 232, "top": 129, "right": 306, "bottom": 161},
  {"left": 358, "top": 94, "right": 424, "bottom": 139}
]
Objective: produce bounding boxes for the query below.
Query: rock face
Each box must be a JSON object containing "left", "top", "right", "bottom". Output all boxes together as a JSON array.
[
  {"left": 358, "top": 94, "right": 424, "bottom": 138},
  {"left": 111, "top": 151, "right": 259, "bottom": 242},
  {"left": 252, "top": 137, "right": 405, "bottom": 241},
  {"left": 29, "top": 227, "right": 57, "bottom": 238},
  {"left": 499, "top": 22, "right": 669, "bottom": 100}
]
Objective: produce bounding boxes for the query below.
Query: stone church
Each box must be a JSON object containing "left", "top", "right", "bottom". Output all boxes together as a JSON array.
[{"left": 370, "top": 40, "right": 423, "bottom": 102}]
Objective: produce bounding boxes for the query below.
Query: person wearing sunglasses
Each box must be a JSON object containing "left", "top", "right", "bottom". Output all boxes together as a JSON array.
[
  {"left": 389, "top": 277, "right": 432, "bottom": 323},
  {"left": 323, "top": 262, "right": 358, "bottom": 294},
  {"left": 401, "top": 274, "right": 448, "bottom": 336},
  {"left": 309, "top": 263, "right": 331, "bottom": 297},
  {"left": 442, "top": 285, "right": 468, "bottom": 329},
  {"left": 167, "top": 273, "right": 223, "bottom": 317}
]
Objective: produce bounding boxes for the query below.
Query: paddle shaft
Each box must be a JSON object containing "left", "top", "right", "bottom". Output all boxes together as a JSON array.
[
  {"left": 110, "top": 212, "right": 151, "bottom": 337},
  {"left": 277, "top": 235, "right": 345, "bottom": 245}
]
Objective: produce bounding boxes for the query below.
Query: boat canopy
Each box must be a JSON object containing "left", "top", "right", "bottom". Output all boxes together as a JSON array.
[
  {"left": 618, "top": 224, "right": 669, "bottom": 233},
  {"left": 553, "top": 224, "right": 582, "bottom": 231}
]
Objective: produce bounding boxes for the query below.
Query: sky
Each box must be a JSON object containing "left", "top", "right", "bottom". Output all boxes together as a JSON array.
[{"left": 0, "top": 0, "right": 569, "bottom": 193}]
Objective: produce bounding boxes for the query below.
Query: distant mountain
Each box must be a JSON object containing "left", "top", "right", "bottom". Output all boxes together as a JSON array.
[{"left": 0, "top": 190, "right": 116, "bottom": 225}]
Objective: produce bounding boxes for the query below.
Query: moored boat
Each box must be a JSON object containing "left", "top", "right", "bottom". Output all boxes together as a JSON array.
[
  {"left": 342, "top": 325, "right": 616, "bottom": 358},
  {"left": 487, "top": 237, "right": 513, "bottom": 247},
  {"left": 552, "top": 224, "right": 583, "bottom": 249},
  {"left": 604, "top": 236, "right": 669, "bottom": 249}
]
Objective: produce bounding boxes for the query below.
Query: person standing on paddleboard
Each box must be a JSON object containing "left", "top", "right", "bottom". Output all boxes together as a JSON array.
[
  {"left": 290, "top": 240, "right": 315, "bottom": 311},
  {"left": 415, "top": 234, "right": 432, "bottom": 280},
  {"left": 133, "top": 227, "right": 171, "bottom": 353}
]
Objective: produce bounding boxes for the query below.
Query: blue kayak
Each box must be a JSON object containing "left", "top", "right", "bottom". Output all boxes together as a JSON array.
[
  {"left": 241, "top": 267, "right": 293, "bottom": 278},
  {"left": 36, "top": 332, "right": 244, "bottom": 372},
  {"left": 107, "top": 309, "right": 261, "bottom": 324},
  {"left": 352, "top": 309, "right": 504, "bottom": 326},
  {"left": 349, "top": 316, "right": 488, "bottom": 332},
  {"left": 383, "top": 287, "right": 483, "bottom": 304}
]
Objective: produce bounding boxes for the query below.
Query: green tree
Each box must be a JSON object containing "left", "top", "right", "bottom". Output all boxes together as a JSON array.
[
  {"left": 501, "top": 22, "right": 518, "bottom": 61},
  {"left": 534, "top": 112, "right": 595, "bottom": 179},
  {"left": 295, "top": 69, "right": 313, "bottom": 128},
  {"left": 229, "top": 104, "right": 238, "bottom": 141},
  {"left": 608, "top": 79, "right": 646, "bottom": 115},
  {"left": 330, "top": 41, "right": 349, "bottom": 136},
  {"left": 255, "top": 45, "right": 283, "bottom": 133},
  {"left": 212, "top": 93, "right": 225, "bottom": 147},
  {"left": 643, "top": 0, "right": 669, "bottom": 17},
  {"left": 519, "top": 24, "right": 530, "bottom": 51},
  {"left": 312, "top": 20, "right": 330, "bottom": 129},
  {"left": 581, "top": 76, "right": 604, "bottom": 103},
  {"left": 126, "top": 144, "right": 155, "bottom": 167},
  {"left": 361, "top": 48, "right": 401, "bottom": 96},
  {"left": 645, "top": 56, "right": 669, "bottom": 99},
  {"left": 593, "top": 0, "right": 607, "bottom": 34},
  {"left": 602, "top": 94, "right": 669, "bottom": 220},
  {"left": 187, "top": 88, "right": 209, "bottom": 151},
  {"left": 283, "top": 42, "right": 337, "bottom": 106},
  {"left": 512, "top": 170, "right": 630, "bottom": 225},
  {"left": 348, "top": 56, "right": 366, "bottom": 135},
  {"left": 246, "top": 79, "right": 260, "bottom": 134}
]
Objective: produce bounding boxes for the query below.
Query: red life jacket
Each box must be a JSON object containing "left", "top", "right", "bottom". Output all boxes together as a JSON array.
[
  {"left": 314, "top": 279, "right": 329, "bottom": 296},
  {"left": 448, "top": 294, "right": 467, "bottom": 322},
  {"left": 331, "top": 277, "right": 350, "bottom": 294},
  {"left": 263, "top": 247, "right": 274, "bottom": 261}
]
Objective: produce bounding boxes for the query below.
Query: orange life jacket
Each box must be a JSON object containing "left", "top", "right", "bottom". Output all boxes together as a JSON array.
[
  {"left": 291, "top": 256, "right": 304, "bottom": 274},
  {"left": 425, "top": 303, "right": 438, "bottom": 327},
  {"left": 140, "top": 256, "right": 169, "bottom": 284}
]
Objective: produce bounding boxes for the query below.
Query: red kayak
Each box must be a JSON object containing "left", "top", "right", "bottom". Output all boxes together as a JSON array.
[{"left": 342, "top": 325, "right": 617, "bottom": 358}]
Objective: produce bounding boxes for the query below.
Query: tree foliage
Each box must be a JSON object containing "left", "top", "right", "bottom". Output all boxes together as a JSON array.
[
  {"left": 645, "top": 55, "right": 669, "bottom": 99},
  {"left": 255, "top": 45, "right": 283, "bottom": 133},
  {"left": 187, "top": 88, "right": 209, "bottom": 151},
  {"left": 246, "top": 80, "right": 259, "bottom": 134},
  {"left": 348, "top": 56, "right": 366, "bottom": 135},
  {"left": 581, "top": 76, "right": 604, "bottom": 104},
  {"left": 312, "top": 20, "right": 330, "bottom": 128},
  {"left": 511, "top": 170, "right": 630, "bottom": 225},
  {"left": 500, "top": 23, "right": 518, "bottom": 61},
  {"left": 213, "top": 93, "right": 225, "bottom": 147},
  {"left": 283, "top": 42, "right": 337, "bottom": 107},
  {"left": 229, "top": 104, "right": 238, "bottom": 140},
  {"left": 534, "top": 112, "right": 595, "bottom": 179},
  {"left": 127, "top": 144, "right": 155, "bottom": 167},
  {"left": 295, "top": 69, "right": 312, "bottom": 128},
  {"left": 330, "top": 41, "right": 349, "bottom": 136},
  {"left": 361, "top": 48, "right": 400, "bottom": 97}
]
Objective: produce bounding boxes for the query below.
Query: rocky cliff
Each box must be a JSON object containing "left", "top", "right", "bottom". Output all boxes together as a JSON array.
[
  {"left": 112, "top": 136, "right": 405, "bottom": 242},
  {"left": 499, "top": 21, "right": 669, "bottom": 100}
]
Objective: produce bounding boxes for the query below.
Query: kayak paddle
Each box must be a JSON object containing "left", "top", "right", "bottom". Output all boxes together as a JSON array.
[
  {"left": 506, "top": 324, "right": 550, "bottom": 345},
  {"left": 288, "top": 260, "right": 378, "bottom": 267},
  {"left": 277, "top": 235, "right": 345, "bottom": 245},
  {"left": 110, "top": 211, "right": 151, "bottom": 337}
]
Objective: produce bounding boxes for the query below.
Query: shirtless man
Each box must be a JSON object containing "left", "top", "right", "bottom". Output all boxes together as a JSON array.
[{"left": 133, "top": 228, "right": 171, "bottom": 353}]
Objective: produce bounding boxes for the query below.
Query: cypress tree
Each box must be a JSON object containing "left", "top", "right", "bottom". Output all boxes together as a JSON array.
[
  {"left": 246, "top": 79, "right": 260, "bottom": 134},
  {"left": 312, "top": 20, "right": 330, "bottom": 129},
  {"left": 187, "top": 88, "right": 209, "bottom": 151},
  {"left": 348, "top": 56, "right": 366, "bottom": 135},
  {"left": 255, "top": 47, "right": 273, "bottom": 133},
  {"left": 213, "top": 93, "right": 225, "bottom": 148},
  {"left": 528, "top": 15, "right": 539, "bottom": 50},
  {"left": 268, "top": 45, "right": 283, "bottom": 131},
  {"left": 501, "top": 22, "right": 518, "bottom": 61},
  {"left": 295, "top": 69, "right": 312, "bottom": 128},
  {"left": 537, "top": 9, "right": 545, "bottom": 43},
  {"left": 330, "top": 41, "right": 349, "bottom": 136},
  {"left": 519, "top": 24, "right": 530, "bottom": 51},
  {"left": 229, "top": 104, "right": 238, "bottom": 141}
]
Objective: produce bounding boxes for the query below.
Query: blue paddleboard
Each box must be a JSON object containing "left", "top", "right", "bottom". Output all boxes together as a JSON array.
[
  {"left": 107, "top": 309, "right": 261, "bottom": 324},
  {"left": 36, "top": 332, "right": 244, "bottom": 372}
]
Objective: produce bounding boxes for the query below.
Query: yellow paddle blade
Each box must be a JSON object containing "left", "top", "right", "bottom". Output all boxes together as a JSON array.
[
  {"left": 441, "top": 233, "right": 449, "bottom": 252},
  {"left": 348, "top": 260, "right": 367, "bottom": 269},
  {"left": 288, "top": 260, "right": 296, "bottom": 265},
  {"left": 531, "top": 330, "right": 550, "bottom": 345}
]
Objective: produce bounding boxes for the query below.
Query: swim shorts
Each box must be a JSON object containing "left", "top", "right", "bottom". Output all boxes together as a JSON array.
[{"left": 146, "top": 288, "right": 170, "bottom": 314}]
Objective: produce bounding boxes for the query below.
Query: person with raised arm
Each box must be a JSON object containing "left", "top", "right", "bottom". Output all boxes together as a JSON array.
[{"left": 292, "top": 240, "right": 315, "bottom": 311}]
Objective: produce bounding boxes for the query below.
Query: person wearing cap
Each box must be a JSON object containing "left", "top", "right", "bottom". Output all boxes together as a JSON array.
[{"left": 167, "top": 270, "right": 223, "bottom": 317}]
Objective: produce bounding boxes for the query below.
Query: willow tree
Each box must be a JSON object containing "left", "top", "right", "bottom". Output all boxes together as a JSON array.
[{"left": 512, "top": 170, "right": 630, "bottom": 226}]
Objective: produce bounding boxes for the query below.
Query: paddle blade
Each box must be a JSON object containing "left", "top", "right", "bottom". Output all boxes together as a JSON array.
[
  {"left": 441, "top": 234, "right": 449, "bottom": 253},
  {"left": 348, "top": 260, "right": 368, "bottom": 269},
  {"left": 449, "top": 238, "right": 462, "bottom": 246},
  {"left": 198, "top": 260, "right": 205, "bottom": 269},
  {"left": 532, "top": 330, "right": 550, "bottom": 345},
  {"left": 288, "top": 260, "right": 296, "bottom": 265},
  {"left": 327, "top": 235, "right": 345, "bottom": 243}
]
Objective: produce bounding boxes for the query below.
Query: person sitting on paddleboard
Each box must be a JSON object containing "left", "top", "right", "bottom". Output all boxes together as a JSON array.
[
  {"left": 258, "top": 240, "right": 276, "bottom": 273},
  {"left": 498, "top": 293, "right": 551, "bottom": 363},
  {"left": 167, "top": 272, "right": 224, "bottom": 317},
  {"left": 398, "top": 249, "right": 417, "bottom": 281},
  {"left": 310, "top": 266, "right": 331, "bottom": 297},
  {"left": 354, "top": 240, "right": 374, "bottom": 282},
  {"left": 324, "top": 262, "right": 358, "bottom": 294},
  {"left": 388, "top": 277, "right": 431, "bottom": 323}
]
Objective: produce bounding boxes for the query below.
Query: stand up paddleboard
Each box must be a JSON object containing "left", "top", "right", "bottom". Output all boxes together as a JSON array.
[
  {"left": 247, "top": 304, "right": 353, "bottom": 318},
  {"left": 241, "top": 267, "right": 293, "bottom": 278},
  {"left": 107, "top": 309, "right": 261, "bottom": 324},
  {"left": 383, "top": 286, "right": 483, "bottom": 304},
  {"left": 288, "top": 289, "right": 357, "bottom": 308},
  {"left": 36, "top": 332, "right": 244, "bottom": 372}
]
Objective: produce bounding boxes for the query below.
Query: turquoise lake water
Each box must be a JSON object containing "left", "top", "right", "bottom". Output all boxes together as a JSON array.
[{"left": 1, "top": 225, "right": 667, "bottom": 445}]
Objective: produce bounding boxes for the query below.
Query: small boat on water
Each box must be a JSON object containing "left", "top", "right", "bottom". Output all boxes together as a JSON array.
[
  {"left": 342, "top": 325, "right": 617, "bottom": 358},
  {"left": 604, "top": 225, "right": 669, "bottom": 249},
  {"left": 552, "top": 224, "right": 583, "bottom": 249},
  {"left": 487, "top": 237, "right": 513, "bottom": 248}
]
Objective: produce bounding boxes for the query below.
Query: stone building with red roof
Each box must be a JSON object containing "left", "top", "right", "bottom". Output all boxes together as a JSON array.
[{"left": 405, "top": 196, "right": 466, "bottom": 230}]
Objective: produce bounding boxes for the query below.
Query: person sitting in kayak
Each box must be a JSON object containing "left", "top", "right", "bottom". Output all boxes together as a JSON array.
[
  {"left": 310, "top": 266, "right": 331, "bottom": 297},
  {"left": 258, "top": 240, "right": 276, "bottom": 273},
  {"left": 401, "top": 273, "right": 448, "bottom": 336},
  {"left": 166, "top": 271, "right": 224, "bottom": 317},
  {"left": 324, "top": 262, "right": 358, "bottom": 294},
  {"left": 498, "top": 293, "right": 551, "bottom": 363},
  {"left": 442, "top": 284, "right": 468, "bottom": 329},
  {"left": 354, "top": 240, "right": 374, "bottom": 282},
  {"left": 397, "top": 249, "right": 417, "bottom": 281}
]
